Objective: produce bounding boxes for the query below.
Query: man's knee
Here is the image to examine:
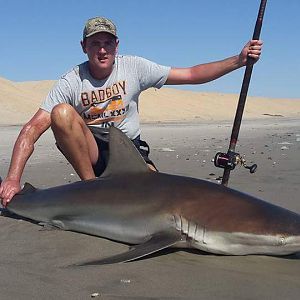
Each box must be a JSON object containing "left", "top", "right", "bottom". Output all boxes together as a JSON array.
[
  {"left": 51, "top": 104, "right": 78, "bottom": 130},
  {"left": 51, "top": 103, "right": 74, "bottom": 122}
]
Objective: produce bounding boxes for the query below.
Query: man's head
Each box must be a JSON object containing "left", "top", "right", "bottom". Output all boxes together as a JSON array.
[{"left": 81, "top": 17, "right": 119, "bottom": 79}]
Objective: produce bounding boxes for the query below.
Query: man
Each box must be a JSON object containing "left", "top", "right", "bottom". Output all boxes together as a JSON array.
[{"left": 0, "top": 17, "right": 263, "bottom": 206}]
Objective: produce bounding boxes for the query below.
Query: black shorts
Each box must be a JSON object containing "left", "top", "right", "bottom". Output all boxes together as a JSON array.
[{"left": 89, "top": 126, "right": 157, "bottom": 176}]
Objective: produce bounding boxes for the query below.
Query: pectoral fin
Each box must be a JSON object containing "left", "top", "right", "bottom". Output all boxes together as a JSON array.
[{"left": 77, "top": 230, "right": 184, "bottom": 266}]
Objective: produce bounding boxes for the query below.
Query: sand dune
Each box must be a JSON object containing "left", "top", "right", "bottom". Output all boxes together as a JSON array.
[
  {"left": 0, "top": 76, "right": 299, "bottom": 125},
  {"left": 0, "top": 77, "right": 55, "bottom": 125}
]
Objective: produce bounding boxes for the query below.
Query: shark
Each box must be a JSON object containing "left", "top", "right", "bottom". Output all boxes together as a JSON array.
[{"left": 2, "top": 126, "right": 300, "bottom": 264}]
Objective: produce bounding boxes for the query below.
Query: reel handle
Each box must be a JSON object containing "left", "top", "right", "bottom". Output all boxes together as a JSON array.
[{"left": 245, "top": 164, "right": 257, "bottom": 174}]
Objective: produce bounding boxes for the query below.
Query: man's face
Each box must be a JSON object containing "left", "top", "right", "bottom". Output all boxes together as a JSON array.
[{"left": 81, "top": 32, "right": 118, "bottom": 76}]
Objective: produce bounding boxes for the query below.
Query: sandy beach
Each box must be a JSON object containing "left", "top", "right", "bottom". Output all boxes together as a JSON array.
[
  {"left": 1, "top": 76, "right": 300, "bottom": 299},
  {"left": 1, "top": 118, "right": 300, "bottom": 299}
]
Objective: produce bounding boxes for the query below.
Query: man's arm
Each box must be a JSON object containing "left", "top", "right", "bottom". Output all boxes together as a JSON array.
[
  {"left": 0, "top": 109, "right": 51, "bottom": 206},
  {"left": 165, "top": 40, "right": 263, "bottom": 85}
]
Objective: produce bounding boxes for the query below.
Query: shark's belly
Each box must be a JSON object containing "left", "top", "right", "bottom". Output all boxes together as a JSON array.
[
  {"left": 191, "top": 230, "right": 300, "bottom": 255},
  {"left": 49, "top": 209, "right": 175, "bottom": 245}
]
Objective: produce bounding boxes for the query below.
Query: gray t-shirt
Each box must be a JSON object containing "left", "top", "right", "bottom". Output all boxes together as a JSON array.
[{"left": 41, "top": 55, "right": 170, "bottom": 139}]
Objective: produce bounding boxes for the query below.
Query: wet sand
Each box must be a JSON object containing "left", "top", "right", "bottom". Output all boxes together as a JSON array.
[{"left": 1, "top": 118, "right": 300, "bottom": 299}]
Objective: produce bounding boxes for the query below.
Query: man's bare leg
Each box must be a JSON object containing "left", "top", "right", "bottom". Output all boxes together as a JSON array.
[
  {"left": 147, "top": 164, "right": 157, "bottom": 172},
  {"left": 50, "top": 104, "right": 98, "bottom": 180}
]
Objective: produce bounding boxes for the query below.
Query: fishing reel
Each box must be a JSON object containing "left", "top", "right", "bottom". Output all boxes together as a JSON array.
[{"left": 214, "top": 151, "right": 257, "bottom": 174}]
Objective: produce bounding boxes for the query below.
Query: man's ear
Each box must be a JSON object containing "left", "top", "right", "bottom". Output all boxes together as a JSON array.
[
  {"left": 81, "top": 40, "right": 87, "bottom": 54},
  {"left": 115, "top": 38, "right": 119, "bottom": 54}
]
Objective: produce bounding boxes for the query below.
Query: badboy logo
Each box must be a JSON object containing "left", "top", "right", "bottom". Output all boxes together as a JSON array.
[
  {"left": 80, "top": 81, "right": 126, "bottom": 106},
  {"left": 81, "top": 80, "right": 129, "bottom": 125}
]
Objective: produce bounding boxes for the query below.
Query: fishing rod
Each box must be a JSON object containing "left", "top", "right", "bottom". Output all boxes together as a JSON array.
[{"left": 214, "top": 0, "right": 268, "bottom": 186}]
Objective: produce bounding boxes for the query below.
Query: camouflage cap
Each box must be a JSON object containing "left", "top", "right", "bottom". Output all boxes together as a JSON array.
[{"left": 83, "top": 17, "right": 117, "bottom": 40}]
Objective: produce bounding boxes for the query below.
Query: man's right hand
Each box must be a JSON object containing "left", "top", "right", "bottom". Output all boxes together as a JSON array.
[{"left": 0, "top": 178, "right": 21, "bottom": 207}]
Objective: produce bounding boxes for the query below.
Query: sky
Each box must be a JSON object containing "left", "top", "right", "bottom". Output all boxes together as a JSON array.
[{"left": 0, "top": 0, "right": 299, "bottom": 99}]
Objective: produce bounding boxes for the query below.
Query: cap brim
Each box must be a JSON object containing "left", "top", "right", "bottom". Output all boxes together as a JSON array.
[{"left": 85, "top": 30, "right": 117, "bottom": 39}]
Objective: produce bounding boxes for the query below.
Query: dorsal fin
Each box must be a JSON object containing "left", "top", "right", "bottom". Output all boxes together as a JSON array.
[
  {"left": 101, "top": 127, "right": 150, "bottom": 177},
  {"left": 18, "top": 182, "right": 37, "bottom": 194}
]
